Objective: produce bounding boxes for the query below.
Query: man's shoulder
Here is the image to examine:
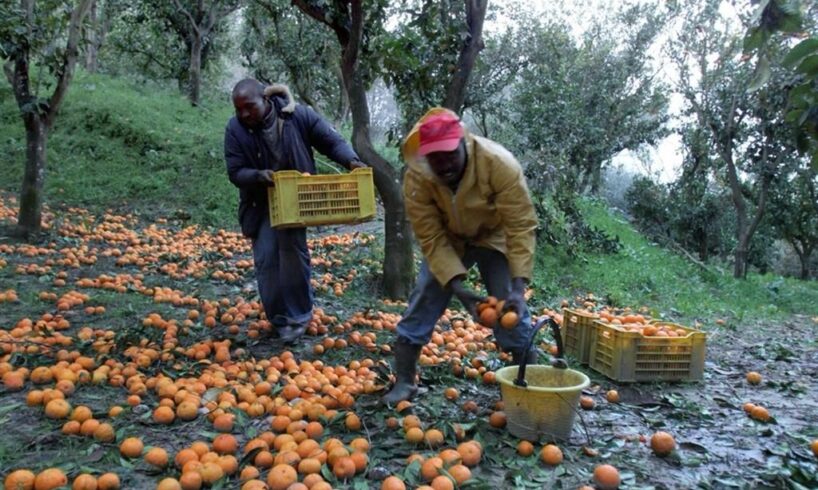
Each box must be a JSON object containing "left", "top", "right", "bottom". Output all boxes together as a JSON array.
[{"left": 471, "top": 135, "right": 520, "bottom": 171}]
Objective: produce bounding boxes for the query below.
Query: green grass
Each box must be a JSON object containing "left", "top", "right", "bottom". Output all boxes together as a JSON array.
[
  {"left": 1, "top": 72, "right": 237, "bottom": 227},
  {"left": 534, "top": 199, "right": 818, "bottom": 323}
]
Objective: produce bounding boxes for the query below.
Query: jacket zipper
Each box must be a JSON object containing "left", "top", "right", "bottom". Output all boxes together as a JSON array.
[{"left": 451, "top": 189, "right": 462, "bottom": 233}]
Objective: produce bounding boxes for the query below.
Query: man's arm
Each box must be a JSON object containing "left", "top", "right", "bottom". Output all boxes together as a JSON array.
[
  {"left": 491, "top": 156, "right": 538, "bottom": 312},
  {"left": 224, "top": 127, "right": 269, "bottom": 187},
  {"left": 302, "top": 106, "right": 362, "bottom": 170}
]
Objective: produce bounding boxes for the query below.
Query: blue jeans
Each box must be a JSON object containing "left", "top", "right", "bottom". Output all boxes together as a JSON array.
[
  {"left": 252, "top": 217, "right": 313, "bottom": 327},
  {"left": 397, "top": 247, "right": 532, "bottom": 351}
]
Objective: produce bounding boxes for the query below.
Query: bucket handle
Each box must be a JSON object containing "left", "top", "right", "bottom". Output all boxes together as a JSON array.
[{"left": 514, "top": 316, "right": 568, "bottom": 388}]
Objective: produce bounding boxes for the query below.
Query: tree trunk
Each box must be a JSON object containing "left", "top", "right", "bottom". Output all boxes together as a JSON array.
[
  {"left": 293, "top": 0, "right": 415, "bottom": 298},
  {"left": 18, "top": 116, "right": 48, "bottom": 236},
  {"left": 188, "top": 34, "right": 203, "bottom": 106},
  {"left": 442, "top": 0, "right": 488, "bottom": 113},
  {"left": 334, "top": 62, "right": 350, "bottom": 124},
  {"left": 85, "top": 0, "right": 99, "bottom": 72},
  {"left": 344, "top": 58, "right": 414, "bottom": 299},
  {"left": 792, "top": 243, "right": 813, "bottom": 280},
  {"left": 343, "top": 2, "right": 414, "bottom": 298}
]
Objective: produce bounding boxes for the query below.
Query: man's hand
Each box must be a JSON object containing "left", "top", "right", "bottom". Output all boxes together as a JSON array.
[
  {"left": 258, "top": 169, "right": 275, "bottom": 184},
  {"left": 349, "top": 159, "right": 367, "bottom": 170},
  {"left": 502, "top": 277, "right": 528, "bottom": 316},
  {"left": 448, "top": 276, "right": 485, "bottom": 320}
]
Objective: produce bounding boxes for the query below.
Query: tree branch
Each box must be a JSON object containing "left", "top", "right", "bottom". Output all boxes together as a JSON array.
[
  {"left": 46, "top": 0, "right": 94, "bottom": 127},
  {"left": 171, "top": 0, "right": 201, "bottom": 36}
]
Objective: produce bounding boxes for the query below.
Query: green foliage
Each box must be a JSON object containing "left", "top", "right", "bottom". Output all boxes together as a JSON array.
[
  {"left": 744, "top": 0, "right": 818, "bottom": 168},
  {"left": 380, "top": 0, "right": 466, "bottom": 133},
  {"left": 99, "top": 0, "right": 236, "bottom": 94},
  {"left": 0, "top": 71, "right": 239, "bottom": 228},
  {"left": 241, "top": 1, "right": 344, "bottom": 119},
  {"left": 502, "top": 2, "right": 670, "bottom": 195},
  {"left": 534, "top": 199, "right": 818, "bottom": 320}
]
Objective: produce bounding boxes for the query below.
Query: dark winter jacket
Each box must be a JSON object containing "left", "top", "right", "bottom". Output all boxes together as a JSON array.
[{"left": 224, "top": 84, "right": 360, "bottom": 238}]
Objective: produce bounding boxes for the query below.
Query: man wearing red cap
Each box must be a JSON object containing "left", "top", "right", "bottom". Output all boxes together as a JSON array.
[{"left": 382, "top": 108, "right": 539, "bottom": 404}]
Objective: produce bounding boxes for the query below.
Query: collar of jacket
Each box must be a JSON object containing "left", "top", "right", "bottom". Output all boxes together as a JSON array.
[{"left": 263, "top": 83, "right": 296, "bottom": 114}]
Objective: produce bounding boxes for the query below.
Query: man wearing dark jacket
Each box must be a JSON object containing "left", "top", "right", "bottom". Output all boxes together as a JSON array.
[{"left": 225, "top": 78, "right": 364, "bottom": 343}]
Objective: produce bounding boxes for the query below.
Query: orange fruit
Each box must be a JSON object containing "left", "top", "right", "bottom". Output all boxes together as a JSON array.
[
  {"left": 750, "top": 405, "right": 771, "bottom": 422},
  {"left": 70, "top": 406, "right": 93, "bottom": 423},
  {"left": 500, "top": 311, "right": 519, "bottom": 329},
  {"left": 580, "top": 396, "right": 595, "bottom": 410},
  {"left": 447, "top": 464, "right": 471, "bottom": 485},
  {"left": 213, "top": 414, "right": 234, "bottom": 432},
  {"left": 381, "top": 476, "right": 406, "bottom": 490},
  {"left": 119, "top": 437, "right": 144, "bottom": 458},
  {"left": 93, "top": 423, "right": 115, "bottom": 443},
  {"left": 489, "top": 411, "right": 507, "bottom": 428},
  {"left": 153, "top": 406, "right": 175, "bottom": 424},
  {"left": 457, "top": 441, "right": 482, "bottom": 466},
  {"left": 742, "top": 402, "right": 756, "bottom": 414},
  {"left": 593, "top": 464, "right": 621, "bottom": 490},
  {"left": 62, "top": 420, "right": 81, "bottom": 435},
  {"left": 811, "top": 440, "right": 818, "bottom": 458},
  {"left": 430, "top": 475, "right": 455, "bottom": 490},
  {"left": 199, "top": 462, "right": 225, "bottom": 485},
  {"left": 34, "top": 468, "right": 67, "bottom": 490},
  {"left": 746, "top": 371, "right": 762, "bottom": 385},
  {"left": 424, "top": 429, "right": 444, "bottom": 447},
  {"left": 345, "top": 413, "right": 362, "bottom": 431},
  {"left": 650, "top": 431, "right": 676, "bottom": 456},
  {"left": 5, "top": 469, "right": 35, "bottom": 490},
  {"left": 517, "top": 440, "right": 534, "bottom": 456},
  {"left": 267, "top": 464, "right": 297, "bottom": 490},
  {"left": 145, "top": 447, "right": 169, "bottom": 468},
  {"left": 405, "top": 427, "right": 424, "bottom": 444},
  {"left": 479, "top": 307, "right": 498, "bottom": 327},
  {"left": 239, "top": 466, "right": 260, "bottom": 481},
  {"left": 155, "top": 478, "right": 181, "bottom": 490},
  {"left": 333, "top": 456, "right": 356, "bottom": 479},
  {"left": 420, "top": 456, "right": 443, "bottom": 482},
  {"left": 540, "top": 444, "right": 563, "bottom": 465},
  {"left": 212, "top": 434, "right": 238, "bottom": 454},
  {"left": 606, "top": 390, "right": 620, "bottom": 403},
  {"left": 297, "top": 457, "right": 322, "bottom": 475},
  {"left": 349, "top": 437, "right": 370, "bottom": 453},
  {"left": 71, "top": 474, "right": 97, "bottom": 490},
  {"left": 44, "top": 399, "right": 71, "bottom": 419},
  {"left": 96, "top": 473, "right": 120, "bottom": 490},
  {"left": 350, "top": 451, "right": 368, "bottom": 473},
  {"left": 178, "top": 471, "right": 202, "bottom": 490},
  {"left": 175, "top": 448, "right": 200, "bottom": 468},
  {"left": 444, "top": 387, "right": 459, "bottom": 401}
]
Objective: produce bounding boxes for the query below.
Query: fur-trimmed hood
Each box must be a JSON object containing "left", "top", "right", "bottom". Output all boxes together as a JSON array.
[{"left": 263, "top": 83, "right": 296, "bottom": 114}]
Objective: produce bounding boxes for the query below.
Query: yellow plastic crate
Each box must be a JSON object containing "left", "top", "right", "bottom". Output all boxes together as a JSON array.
[
  {"left": 589, "top": 320, "right": 706, "bottom": 382},
  {"left": 562, "top": 308, "right": 598, "bottom": 365},
  {"left": 267, "top": 168, "right": 376, "bottom": 228}
]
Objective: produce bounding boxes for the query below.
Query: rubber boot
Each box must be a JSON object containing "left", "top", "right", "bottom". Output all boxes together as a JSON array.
[{"left": 381, "top": 338, "right": 422, "bottom": 405}]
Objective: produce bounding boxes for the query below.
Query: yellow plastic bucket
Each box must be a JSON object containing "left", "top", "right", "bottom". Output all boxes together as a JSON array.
[{"left": 495, "top": 365, "right": 590, "bottom": 441}]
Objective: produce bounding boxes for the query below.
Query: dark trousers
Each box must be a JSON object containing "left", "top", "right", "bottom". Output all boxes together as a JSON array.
[
  {"left": 252, "top": 217, "right": 313, "bottom": 327},
  {"left": 396, "top": 246, "right": 532, "bottom": 351}
]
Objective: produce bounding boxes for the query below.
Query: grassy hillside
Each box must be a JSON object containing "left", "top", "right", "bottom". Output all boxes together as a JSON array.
[
  {"left": 534, "top": 200, "right": 818, "bottom": 322},
  {"left": 1, "top": 72, "right": 238, "bottom": 227}
]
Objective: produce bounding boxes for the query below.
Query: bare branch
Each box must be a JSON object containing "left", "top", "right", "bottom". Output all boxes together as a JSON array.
[{"left": 171, "top": 0, "right": 201, "bottom": 36}]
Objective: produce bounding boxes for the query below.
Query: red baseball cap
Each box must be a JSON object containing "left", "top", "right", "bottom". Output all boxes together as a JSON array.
[{"left": 417, "top": 113, "right": 464, "bottom": 156}]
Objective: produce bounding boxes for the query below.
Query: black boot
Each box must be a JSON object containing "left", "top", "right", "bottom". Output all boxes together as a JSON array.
[{"left": 382, "top": 337, "right": 422, "bottom": 405}]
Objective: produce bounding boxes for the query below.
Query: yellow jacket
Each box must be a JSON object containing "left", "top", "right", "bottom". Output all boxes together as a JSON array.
[{"left": 402, "top": 108, "right": 538, "bottom": 286}]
